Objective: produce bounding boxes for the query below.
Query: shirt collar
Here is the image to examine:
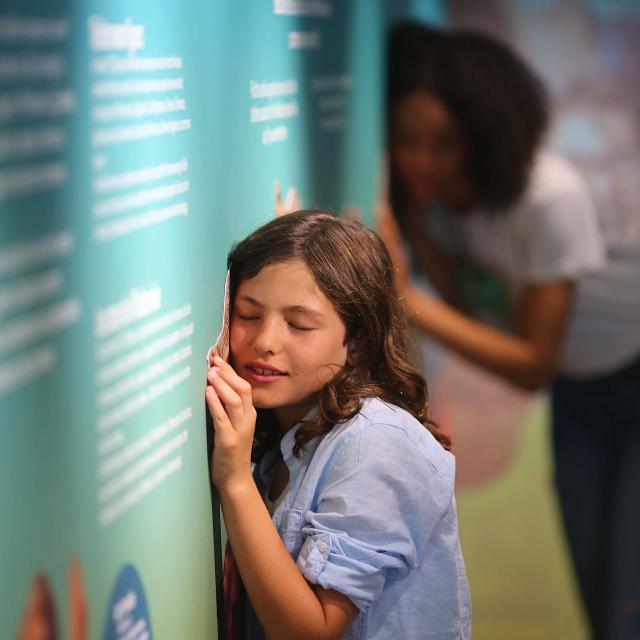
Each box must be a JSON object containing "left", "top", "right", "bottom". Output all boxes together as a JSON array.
[{"left": 279, "top": 403, "right": 320, "bottom": 466}]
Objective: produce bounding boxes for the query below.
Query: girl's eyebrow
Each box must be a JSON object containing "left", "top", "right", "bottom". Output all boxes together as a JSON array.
[
  {"left": 237, "top": 294, "right": 263, "bottom": 307},
  {"left": 285, "top": 305, "right": 324, "bottom": 319},
  {"left": 237, "top": 295, "right": 324, "bottom": 319}
]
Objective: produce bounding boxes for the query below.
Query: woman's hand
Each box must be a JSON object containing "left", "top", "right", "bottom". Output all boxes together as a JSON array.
[
  {"left": 274, "top": 180, "right": 302, "bottom": 217},
  {"left": 377, "top": 199, "right": 411, "bottom": 291},
  {"left": 206, "top": 356, "right": 257, "bottom": 493}
]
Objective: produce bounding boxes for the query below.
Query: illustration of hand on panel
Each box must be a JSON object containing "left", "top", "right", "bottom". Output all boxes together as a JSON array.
[{"left": 17, "top": 558, "right": 86, "bottom": 640}]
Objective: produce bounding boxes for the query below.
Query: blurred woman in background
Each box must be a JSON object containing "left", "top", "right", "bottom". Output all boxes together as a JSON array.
[{"left": 382, "top": 22, "right": 640, "bottom": 640}]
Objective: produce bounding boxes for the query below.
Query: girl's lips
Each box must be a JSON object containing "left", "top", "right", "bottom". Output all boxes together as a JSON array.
[{"left": 245, "top": 364, "right": 288, "bottom": 383}]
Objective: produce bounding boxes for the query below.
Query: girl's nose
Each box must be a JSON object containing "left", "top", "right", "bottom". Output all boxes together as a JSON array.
[{"left": 253, "top": 319, "right": 282, "bottom": 355}]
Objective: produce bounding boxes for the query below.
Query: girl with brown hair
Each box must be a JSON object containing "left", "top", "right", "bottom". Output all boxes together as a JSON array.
[{"left": 205, "top": 210, "right": 470, "bottom": 639}]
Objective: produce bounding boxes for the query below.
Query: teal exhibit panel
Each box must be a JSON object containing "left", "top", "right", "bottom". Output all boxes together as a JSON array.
[
  {"left": 1, "top": 3, "right": 222, "bottom": 639},
  {"left": 0, "top": 1, "right": 408, "bottom": 638}
]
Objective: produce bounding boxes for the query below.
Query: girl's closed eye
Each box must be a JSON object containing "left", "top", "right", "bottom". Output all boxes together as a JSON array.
[
  {"left": 235, "top": 310, "right": 313, "bottom": 330},
  {"left": 287, "top": 321, "right": 314, "bottom": 332},
  {"left": 234, "top": 303, "right": 260, "bottom": 321}
]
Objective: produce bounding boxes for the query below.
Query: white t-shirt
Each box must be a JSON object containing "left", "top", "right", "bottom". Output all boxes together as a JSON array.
[{"left": 426, "top": 151, "right": 640, "bottom": 377}]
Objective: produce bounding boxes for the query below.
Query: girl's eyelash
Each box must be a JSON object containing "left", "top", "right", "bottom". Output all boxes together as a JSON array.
[
  {"left": 236, "top": 312, "right": 313, "bottom": 331},
  {"left": 288, "top": 322, "right": 313, "bottom": 332}
]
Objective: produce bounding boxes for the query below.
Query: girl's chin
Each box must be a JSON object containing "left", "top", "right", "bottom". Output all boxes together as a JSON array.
[
  {"left": 252, "top": 399, "right": 278, "bottom": 409},
  {"left": 250, "top": 391, "right": 283, "bottom": 410},
  {"left": 250, "top": 390, "right": 314, "bottom": 412}
]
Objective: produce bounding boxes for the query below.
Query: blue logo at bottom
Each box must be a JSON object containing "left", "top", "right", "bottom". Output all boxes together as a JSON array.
[{"left": 104, "top": 564, "right": 153, "bottom": 640}]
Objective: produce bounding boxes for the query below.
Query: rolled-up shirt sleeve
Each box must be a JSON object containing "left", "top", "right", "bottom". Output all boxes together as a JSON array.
[{"left": 295, "top": 422, "right": 455, "bottom": 611}]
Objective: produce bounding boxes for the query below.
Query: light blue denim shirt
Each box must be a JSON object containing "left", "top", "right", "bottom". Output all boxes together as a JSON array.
[{"left": 248, "top": 397, "right": 471, "bottom": 639}]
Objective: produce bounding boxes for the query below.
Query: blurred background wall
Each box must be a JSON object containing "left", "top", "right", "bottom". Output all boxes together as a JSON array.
[{"left": 438, "top": 2, "right": 640, "bottom": 638}]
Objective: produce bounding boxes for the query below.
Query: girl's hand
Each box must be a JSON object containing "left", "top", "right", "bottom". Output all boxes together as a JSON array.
[
  {"left": 206, "top": 356, "right": 257, "bottom": 493},
  {"left": 377, "top": 199, "right": 411, "bottom": 290}
]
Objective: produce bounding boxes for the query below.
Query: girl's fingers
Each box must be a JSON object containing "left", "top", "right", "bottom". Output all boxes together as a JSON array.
[
  {"left": 206, "top": 386, "right": 235, "bottom": 445},
  {"left": 207, "top": 371, "right": 246, "bottom": 427},
  {"left": 212, "top": 357, "right": 255, "bottom": 414}
]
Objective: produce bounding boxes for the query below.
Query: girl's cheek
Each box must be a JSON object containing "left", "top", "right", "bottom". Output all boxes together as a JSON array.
[
  {"left": 229, "top": 321, "right": 247, "bottom": 343},
  {"left": 229, "top": 323, "right": 246, "bottom": 351}
]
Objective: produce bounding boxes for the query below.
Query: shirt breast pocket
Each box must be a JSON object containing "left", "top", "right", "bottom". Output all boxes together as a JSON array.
[{"left": 278, "top": 508, "right": 306, "bottom": 558}]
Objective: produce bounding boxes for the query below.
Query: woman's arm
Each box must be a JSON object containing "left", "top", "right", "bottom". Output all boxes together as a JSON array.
[
  {"left": 206, "top": 358, "right": 358, "bottom": 640},
  {"left": 404, "top": 211, "right": 459, "bottom": 305},
  {"left": 403, "top": 280, "right": 574, "bottom": 391},
  {"left": 379, "top": 201, "right": 575, "bottom": 390},
  {"left": 378, "top": 201, "right": 458, "bottom": 304}
]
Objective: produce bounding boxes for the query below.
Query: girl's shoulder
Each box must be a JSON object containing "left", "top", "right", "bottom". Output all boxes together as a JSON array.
[{"left": 320, "top": 397, "right": 455, "bottom": 489}]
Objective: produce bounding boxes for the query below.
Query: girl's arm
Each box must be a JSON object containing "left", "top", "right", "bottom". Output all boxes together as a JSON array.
[
  {"left": 206, "top": 358, "right": 358, "bottom": 640},
  {"left": 403, "top": 280, "right": 574, "bottom": 391}
]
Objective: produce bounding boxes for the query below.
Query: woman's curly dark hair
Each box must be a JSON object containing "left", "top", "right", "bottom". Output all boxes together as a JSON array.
[
  {"left": 227, "top": 210, "right": 450, "bottom": 459},
  {"left": 388, "top": 21, "right": 549, "bottom": 209}
]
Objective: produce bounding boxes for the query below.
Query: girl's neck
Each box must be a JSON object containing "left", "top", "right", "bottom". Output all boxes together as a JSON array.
[{"left": 274, "top": 397, "right": 317, "bottom": 434}]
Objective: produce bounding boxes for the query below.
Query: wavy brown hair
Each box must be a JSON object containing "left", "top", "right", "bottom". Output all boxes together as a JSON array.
[{"left": 227, "top": 210, "right": 450, "bottom": 459}]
